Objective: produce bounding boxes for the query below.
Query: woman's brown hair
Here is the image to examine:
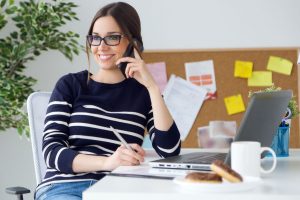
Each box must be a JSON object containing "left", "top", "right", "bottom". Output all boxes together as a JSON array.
[{"left": 86, "top": 2, "right": 143, "bottom": 81}]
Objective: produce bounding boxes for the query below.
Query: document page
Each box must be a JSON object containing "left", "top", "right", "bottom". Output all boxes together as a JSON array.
[
  {"left": 185, "top": 60, "right": 217, "bottom": 100},
  {"left": 163, "top": 74, "right": 207, "bottom": 141}
]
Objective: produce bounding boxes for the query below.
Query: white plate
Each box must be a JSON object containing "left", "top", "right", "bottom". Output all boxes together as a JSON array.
[{"left": 173, "top": 176, "right": 262, "bottom": 193}]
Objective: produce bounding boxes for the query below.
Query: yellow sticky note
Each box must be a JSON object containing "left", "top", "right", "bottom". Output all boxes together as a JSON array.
[
  {"left": 234, "top": 60, "right": 253, "bottom": 78},
  {"left": 267, "top": 56, "right": 293, "bottom": 75},
  {"left": 248, "top": 71, "right": 272, "bottom": 87},
  {"left": 224, "top": 94, "right": 245, "bottom": 115}
]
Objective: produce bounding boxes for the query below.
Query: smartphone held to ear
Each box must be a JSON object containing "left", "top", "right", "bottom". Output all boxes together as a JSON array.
[
  {"left": 118, "top": 43, "right": 134, "bottom": 78},
  {"left": 118, "top": 39, "right": 144, "bottom": 78}
]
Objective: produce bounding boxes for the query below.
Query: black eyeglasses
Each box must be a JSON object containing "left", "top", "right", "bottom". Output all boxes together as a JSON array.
[{"left": 86, "top": 35, "right": 124, "bottom": 46}]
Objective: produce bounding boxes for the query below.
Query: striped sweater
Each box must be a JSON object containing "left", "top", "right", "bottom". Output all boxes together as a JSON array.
[{"left": 37, "top": 70, "right": 181, "bottom": 190}]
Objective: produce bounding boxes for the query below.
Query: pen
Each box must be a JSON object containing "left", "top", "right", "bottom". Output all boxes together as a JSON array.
[{"left": 110, "top": 126, "right": 134, "bottom": 152}]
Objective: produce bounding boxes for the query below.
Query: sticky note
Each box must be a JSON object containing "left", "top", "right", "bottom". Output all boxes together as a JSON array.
[
  {"left": 248, "top": 71, "right": 272, "bottom": 87},
  {"left": 234, "top": 60, "right": 253, "bottom": 78},
  {"left": 267, "top": 56, "right": 293, "bottom": 75},
  {"left": 224, "top": 94, "right": 245, "bottom": 115}
]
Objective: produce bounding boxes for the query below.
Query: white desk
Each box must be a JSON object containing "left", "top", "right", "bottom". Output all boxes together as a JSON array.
[{"left": 83, "top": 149, "right": 300, "bottom": 200}]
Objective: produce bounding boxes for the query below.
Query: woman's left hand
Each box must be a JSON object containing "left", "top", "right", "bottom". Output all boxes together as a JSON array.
[{"left": 116, "top": 49, "right": 157, "bottom": 89}]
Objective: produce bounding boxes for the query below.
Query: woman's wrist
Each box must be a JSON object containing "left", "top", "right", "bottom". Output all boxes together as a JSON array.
[
  {"left": 147, "top": 83, "right": 160, "bottom": 94},
  {"left": 97, "top": 156, "right": 110, "bottom": 171}
]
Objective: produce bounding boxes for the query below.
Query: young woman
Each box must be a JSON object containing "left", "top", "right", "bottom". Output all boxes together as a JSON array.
[{"left": 35, "top": 2, "right": 181, "bottom": 200}]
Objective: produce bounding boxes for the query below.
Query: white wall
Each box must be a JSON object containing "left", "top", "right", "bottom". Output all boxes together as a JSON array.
[{"left": 1, "top": 0, "right": 300, "bottom": 199}]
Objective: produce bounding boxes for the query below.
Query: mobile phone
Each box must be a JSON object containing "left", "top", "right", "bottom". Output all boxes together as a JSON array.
[{"left": 118, "top": 43, "right": 134, "bottom": 78}]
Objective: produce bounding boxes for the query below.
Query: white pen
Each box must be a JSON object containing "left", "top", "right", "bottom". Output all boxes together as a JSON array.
[{"left": 110, "top": 126, "right": 134, "bottom": 152}]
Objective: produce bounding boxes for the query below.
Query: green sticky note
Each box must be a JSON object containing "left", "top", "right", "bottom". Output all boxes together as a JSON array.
[
  {"left": 248, "top": 71, "right": 272, "bottom": 87},
  {"left": 267, "top": 56, "right": 293, "bottom": 75}
]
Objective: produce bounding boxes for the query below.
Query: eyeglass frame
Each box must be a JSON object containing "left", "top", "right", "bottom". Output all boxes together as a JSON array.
[{"left": 86, "top": 34, "right": 125, "bottom": 46}]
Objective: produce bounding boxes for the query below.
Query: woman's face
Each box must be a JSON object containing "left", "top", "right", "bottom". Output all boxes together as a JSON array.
[{"left": 91, "top": 16, "right": 129, "bottom": 70}]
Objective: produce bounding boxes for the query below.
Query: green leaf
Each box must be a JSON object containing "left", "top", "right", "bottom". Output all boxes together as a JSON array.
[
  {"left": 0, "top": 0, "right": 6, "bottom": 8},
  {"left": 33, "top": 50, "right": 40, "bottom": 56},
  {"left": 8, "top": 0, "right": 13, "bottom": 6},
  {"left": 10, "top": 31, "right": 18, "bottom": 39},
  {"left": 5, "top": 5, "right": 17, "bottom": 14}
]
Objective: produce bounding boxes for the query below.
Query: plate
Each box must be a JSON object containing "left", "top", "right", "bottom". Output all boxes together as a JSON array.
[{"left": 173, "top": 176, "right": 262, "bottom": 192}]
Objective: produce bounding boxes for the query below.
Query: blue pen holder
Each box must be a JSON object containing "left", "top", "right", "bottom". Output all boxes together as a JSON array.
[{"left": 268, "top": 126, "right": 290, "bottom": 157}]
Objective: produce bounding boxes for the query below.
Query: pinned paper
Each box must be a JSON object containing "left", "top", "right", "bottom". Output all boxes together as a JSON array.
[
  {"left": 297, "top": 52, "right": 300, "bottom": 64},
  {"left": 267, "top": 56, "right": 293, "bottom": 75},
  {"left": 185, "top": 60, "right": 217, "bottom": 100},
  {"left": 146, "top": 62, "right": 168, "bottom": 94},
  {"left": 163, "top": 74, "right": 207, "bottom": 141},
  {"left": 248, "top": 71, "right": 272, "bottom": 87},
  {"left": 197, "top": 126, "right": 233, "bottom": 148},
  {"left": 234, "top": 60, "right": 253, "bottom": 78},
  {"left": 209, "top": 121, "right": 237, "bottom": 138},
  {"left": 224, "top": 94, "right": 245, "bottom": 115}
]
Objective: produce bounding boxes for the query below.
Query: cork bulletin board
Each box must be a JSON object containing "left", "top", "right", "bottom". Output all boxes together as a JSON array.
[{"left": 143, "top": 48, "right": 300, "bottom": 148}]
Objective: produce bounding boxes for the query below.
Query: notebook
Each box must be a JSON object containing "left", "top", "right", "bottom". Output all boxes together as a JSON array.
[{"left": 149, "top": 90, "right": 292, "bottom": 171}]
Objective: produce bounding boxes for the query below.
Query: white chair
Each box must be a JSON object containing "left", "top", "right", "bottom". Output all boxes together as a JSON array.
[
  {"left": 6, "top": 92, "right": 51, "bottom": 199},
  {"left": 6, "top": 91, "right": 152, "bottom": 199}
]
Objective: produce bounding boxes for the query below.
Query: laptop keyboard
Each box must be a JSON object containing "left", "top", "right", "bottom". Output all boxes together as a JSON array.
[{"left": 176, "top": 152, "right": 227, "bottom": 164}]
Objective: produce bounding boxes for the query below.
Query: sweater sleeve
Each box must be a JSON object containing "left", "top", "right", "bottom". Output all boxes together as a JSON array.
[
  {"left": 42, "top": 74, "right": 79, "bottom": 174},
  {"left": 146, "top": 109, "right": 181, "bottom": 158}
]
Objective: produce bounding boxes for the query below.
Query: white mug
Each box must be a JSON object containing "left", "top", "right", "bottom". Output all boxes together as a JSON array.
[{"left": 231, "top": 141, "right": 277, "bottom": 178}]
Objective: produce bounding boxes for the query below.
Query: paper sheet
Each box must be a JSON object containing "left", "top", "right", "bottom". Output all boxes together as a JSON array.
[
  {"left": 185, "top": 60, "right": 217, "bottom": 100},
  {"left": 247, "top": 71, "right": 272, "bottom": 87},
  {"left": 209, "top": 121, "right": 237, "bottom": 138},
  {"left": 267, "top": 56, "right": 293, "bottom": 75},
  {"left": 298, "top": 52, "right": 300, "bottom": 64},
  {"left": 234, "top": 60, "right": 253, "bottom": 78},
  {"left": 197, "top": 126, "right": 233, "bottom": 148},
  {"left": 146, "top": 62, "right": 168, "bottom": 94},
  {"left": 224, "top": 94, "right": 245, "bottom": 115},
  {"left": 163, "top": 74, "right": 207, "bottom": 141}
]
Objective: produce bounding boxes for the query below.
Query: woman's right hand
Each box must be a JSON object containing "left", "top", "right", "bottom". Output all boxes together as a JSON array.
[{"left": 102, "top": 144, "right": 145, "bottom": 171}]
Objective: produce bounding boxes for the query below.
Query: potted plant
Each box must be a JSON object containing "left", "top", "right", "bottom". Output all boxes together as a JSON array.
[
  {"left": 0, "top": 0, "right": 81, "bottom": 137},
  {"left": 249, "top": 84, "right": 300, "bottom": 156}
]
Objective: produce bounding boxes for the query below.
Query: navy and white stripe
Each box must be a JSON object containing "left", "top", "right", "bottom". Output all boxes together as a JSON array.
[{"left": 37, "top": 70, "right": 181, "bottom": 190}]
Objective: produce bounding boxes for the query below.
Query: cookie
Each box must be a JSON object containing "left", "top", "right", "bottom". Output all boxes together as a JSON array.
[
  {"left": 184, "top": 172, "right": 222, "bottom": 183},
  {"left": 211, "top": 160, "right": 243, "bottom": 183}
]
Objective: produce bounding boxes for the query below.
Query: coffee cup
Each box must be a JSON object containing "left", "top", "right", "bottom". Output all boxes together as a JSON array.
[{"left": 231, "top": 141, "right": 277, "bottom": 178}]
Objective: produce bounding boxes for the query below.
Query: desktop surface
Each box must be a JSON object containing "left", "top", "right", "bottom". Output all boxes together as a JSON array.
[{"left": 83, "top": 148, "right": 300, "bottom": 200}]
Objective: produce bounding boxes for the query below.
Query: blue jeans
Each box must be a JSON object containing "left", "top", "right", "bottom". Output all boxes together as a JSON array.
[{"left": 35, "top": 180, "right": 97, "bottom": 200}]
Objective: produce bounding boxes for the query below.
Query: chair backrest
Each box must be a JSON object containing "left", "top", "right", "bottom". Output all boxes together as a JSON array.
[
  {"left": 27, "top": 92, "right": 51, "bottom": 185},
  {"left": 27, "top": 91, "right": 152, "bottom": 185}
]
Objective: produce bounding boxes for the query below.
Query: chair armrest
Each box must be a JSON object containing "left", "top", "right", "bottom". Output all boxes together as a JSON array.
[{"left": 6, "top": 186, "right": 30, "bottom": 195}]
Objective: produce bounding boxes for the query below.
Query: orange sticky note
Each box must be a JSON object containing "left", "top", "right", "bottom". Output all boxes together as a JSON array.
[{"left": 224, "top": 94, "right": 245, "bottom": 115}]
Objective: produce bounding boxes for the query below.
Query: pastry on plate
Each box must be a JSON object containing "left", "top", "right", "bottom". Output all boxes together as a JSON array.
[
  {"left": 211, "top": 160, "right": 243, "bottom": 183},
  {"left": 184, "top": 172, "right": 222, "bottom": 183}
]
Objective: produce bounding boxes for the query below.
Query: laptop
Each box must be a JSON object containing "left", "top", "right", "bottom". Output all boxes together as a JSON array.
[{"left": 149, "top": 90, "right": 292, "bottom": 171}]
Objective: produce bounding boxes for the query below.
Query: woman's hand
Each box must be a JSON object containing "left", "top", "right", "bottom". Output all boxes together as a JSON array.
[
  {"left": 103, "top": 143, "right": 146, "bottom": 171},
  {"left": 116, "top": 49, "right": 157, "bottom": 90}
]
